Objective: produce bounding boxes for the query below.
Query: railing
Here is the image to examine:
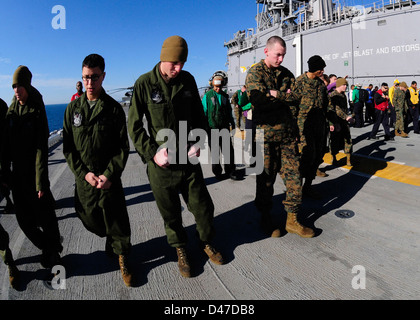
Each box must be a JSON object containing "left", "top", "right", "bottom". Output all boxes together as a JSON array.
[{"left": 225, "top": 0, "right": 418, "bottom": 55}]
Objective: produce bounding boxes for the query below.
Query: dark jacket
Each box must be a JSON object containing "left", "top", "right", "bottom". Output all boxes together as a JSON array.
[
  {"left": 1, "top": 87, "right": 49, "bottom": 191},
  {"left": 63, "top": 89, "right": 129, "bottom": 183}
]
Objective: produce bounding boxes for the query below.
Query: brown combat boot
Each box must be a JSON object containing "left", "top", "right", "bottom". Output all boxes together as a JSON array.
[
  {"left": 316, "top": 169, "right": 327, "bottom": 177},
  {"left": 203, "top": 243, "right": 224, "bottom": 265},
  {"left": 2, "top": 248, "right": 20, "bottom": 289},
  {"left": 400, "top": 131, "right": 409, "bottom": 138},
  {"left": 118, "top": 255, "right": 133, "bottom": 287},
  {"left": 260, "top": 212, "right": 281, "bottom": 237},
  {"left": 176, "top": 247, "right": 191, "bottom": 278},
  {"left": 285, "top": 213, "right": 315, "bottom": 238}
]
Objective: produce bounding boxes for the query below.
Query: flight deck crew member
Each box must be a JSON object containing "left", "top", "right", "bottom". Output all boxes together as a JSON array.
[
  {"left": 368, "top": 83, "right": 393, "bottom": 141},
  {"left": 407, "top": 81, "right": 419, "bottom": 134},
  {"left": 1, "top": 66, "right": 63, "bottom": 269},
  {"left": 245, "top": 36, "right": 314, "bottom": 238},
  {"left": 128, "top": 35, "right": 223, "bottom": 278},
  {"left": 202, "top": 74, "right": 239, "bottom": 180},
  {"left": 63, "top": 54, "right": 132, "bottom": 287}
]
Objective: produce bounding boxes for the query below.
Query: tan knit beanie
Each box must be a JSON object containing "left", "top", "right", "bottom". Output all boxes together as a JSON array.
[
  {"left": 336, "top": 78, "right": 348, "bottom": 87},
  {"left": 160, "top": 36, "right": 188, "bottom": 63}
]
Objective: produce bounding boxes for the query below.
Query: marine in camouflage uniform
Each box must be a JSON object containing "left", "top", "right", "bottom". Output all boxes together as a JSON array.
[
  {"left": 329, "top": 78, "right": 353, "bottom": 166},
  {"left": 230, "top": 86, "right": 246, "bottom": 129},
  {"left": 246, "top": 35, "right": 314, "bottom": 238},
  {"left": 291, "top": 56, "right": 336, "bottom": 198},
  {"left": 393, "top": 83, "right": 409, "bottom": 137}
]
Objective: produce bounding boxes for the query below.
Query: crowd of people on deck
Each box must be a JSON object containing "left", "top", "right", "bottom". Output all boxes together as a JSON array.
[
  {"left": 0, "top": 35, "right": 418, "bottom": 291},
  {"left": 346, "top": 79, "right": 419, "bottom": 139}
]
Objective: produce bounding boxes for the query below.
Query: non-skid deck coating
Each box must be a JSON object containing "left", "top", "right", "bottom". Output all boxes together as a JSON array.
[{"left": 1, "top": 110, "right": 419, "bottom": 300}]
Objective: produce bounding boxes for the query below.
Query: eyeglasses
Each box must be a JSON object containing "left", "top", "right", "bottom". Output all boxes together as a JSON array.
[{"left": 82, "top": 73, "right": 103, "bottom": 82}]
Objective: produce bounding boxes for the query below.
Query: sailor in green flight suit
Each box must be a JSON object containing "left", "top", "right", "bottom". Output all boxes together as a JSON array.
[
  {"left": 1, "top": 66, "right": 63, "bottom": 270},
  {"left": 128, "top": 35, "right": 224, "bottom": 278},
  {"left": 63, "top": 54, "right": 132, "bottom": 287},
  {"left": 0, "top": 97, "right": 20, "bottom": 289}
]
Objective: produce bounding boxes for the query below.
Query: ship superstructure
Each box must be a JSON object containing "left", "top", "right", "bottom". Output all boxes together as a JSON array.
[{"left": 224, "top": 0, "right": 420, "bottom": 94}]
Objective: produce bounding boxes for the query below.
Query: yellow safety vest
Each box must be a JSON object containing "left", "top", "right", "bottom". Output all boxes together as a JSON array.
[{"left": 408, "top": 87, "right": 419, "bottom": 105}]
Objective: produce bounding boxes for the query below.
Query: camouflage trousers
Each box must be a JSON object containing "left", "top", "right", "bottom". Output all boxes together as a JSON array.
[
  {"left": 255, "top": 140, "right": 302, "bottom": 214},
  {"left": 299, "top": 125, "right": 326, "bottom": 181},
  {"left": 330, "top": 121, "right": 352, "bottom": 155},
  {"left": 394, "top": 106, "right": 407, "bottom": 133},
  {"left": 234, "top": 107, "right": 245, "bottom": 128}
]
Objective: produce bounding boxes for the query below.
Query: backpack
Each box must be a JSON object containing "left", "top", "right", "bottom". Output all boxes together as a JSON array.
[{"left": 359, "top": 89, "right": 369, "bottom": 103}]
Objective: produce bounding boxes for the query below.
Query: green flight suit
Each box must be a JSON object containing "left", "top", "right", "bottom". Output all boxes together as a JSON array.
[
  {"left": 202, "top": 88, "right": 236, "bottom": 177},
  {"left": 1, "top": 87, "right": 62, "bottom": 255},
  {"left": 128, "top": 63, "right": 215, "bottom": 248},
  {"left": 0, "top": 99, "right": 12, "bottom": 264},
  {"left": 63, "top": 90, "right": 131, "bottom": 255}
]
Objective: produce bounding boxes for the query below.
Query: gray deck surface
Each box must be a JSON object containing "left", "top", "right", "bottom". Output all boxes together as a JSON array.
[{"left": 1, "top": 108, "right": 419, "bottom": 300}]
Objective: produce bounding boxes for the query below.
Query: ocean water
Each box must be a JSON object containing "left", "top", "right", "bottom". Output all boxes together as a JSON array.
[{"left": 45, "top": 104, "right": 67, "bottom": 132}]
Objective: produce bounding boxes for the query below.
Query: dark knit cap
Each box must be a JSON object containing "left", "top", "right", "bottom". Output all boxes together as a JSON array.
[
  {"left": 12, "top": 65, "right": 32, "bottom": 91},
  {"left": 160, "top": 35, "right": 188, "bottom": 63},
  {"left": 307, "top": 55, "right": 326, "bottom": 72}
]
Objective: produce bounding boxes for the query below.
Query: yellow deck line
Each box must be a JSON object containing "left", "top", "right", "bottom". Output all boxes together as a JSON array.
[
  {"left": 233, "top": 129, "right": 420, "bottom": 187},
  {"left": 323, "top": 152, "right": 420, "bottom": 187}
]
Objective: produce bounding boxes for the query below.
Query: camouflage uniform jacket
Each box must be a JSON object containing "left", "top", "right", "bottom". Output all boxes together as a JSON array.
[
  {"left": 230, "top": 90, "right": 239, "bottom": 106},
  {"left": 329, "top": 90, "right": 349, "bottom": 125},
  {"left": 291, "top": 73, "right": 335, "bottom": 147},
  {"left": 245, "top": 59, "right": 298, "bottom": 143},
  {"left": 393, "top": 87, "right": 408, "bottom": 112}
]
